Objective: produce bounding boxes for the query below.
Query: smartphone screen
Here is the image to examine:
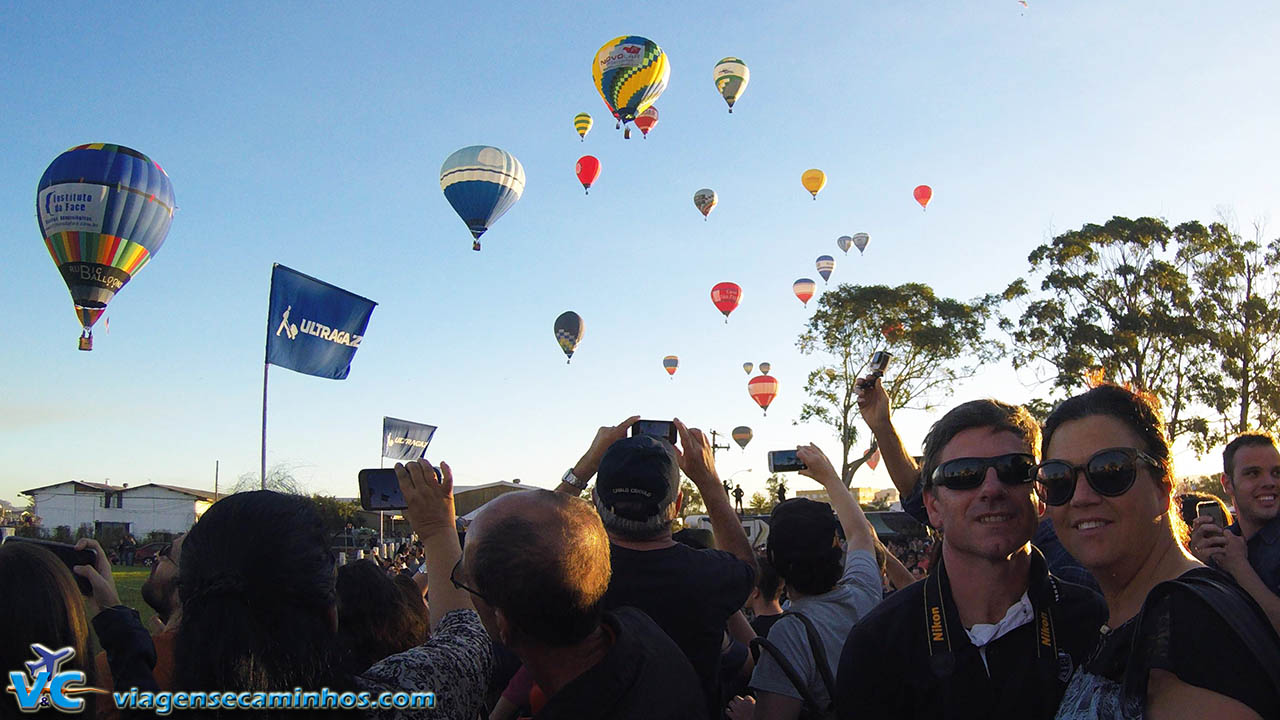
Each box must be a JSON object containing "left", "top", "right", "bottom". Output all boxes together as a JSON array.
[
  {"left": 1196, "top": 501, "right": 1226, "bottom": 527},
  {"left": 631, "top": 420, "right": 677, "bottom": 444},
  {"left": 768, "top": 450, "right": 807, "bottom": 473},
  {"left": 2, "top": 537, "right": 96, "bottom": 595},
  {"left": 358, "top": 468, "right": 408, "bottom": 511}
]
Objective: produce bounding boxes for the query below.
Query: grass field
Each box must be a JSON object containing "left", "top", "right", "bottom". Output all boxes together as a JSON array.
[{"left": 110, "top": 564, "right": 159, "bottom": 632}]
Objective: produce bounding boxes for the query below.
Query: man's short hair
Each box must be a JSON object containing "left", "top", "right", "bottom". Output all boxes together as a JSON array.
[
  {"left": 471, "top": 491, "right": 611, "bottom": 647},
  {"left": 755, "top": 553, "right": 782, "bottom": 601},
  {"left": 594, "top": 435, "right": 681, "bottom": 540},
  {"left": 920, "top": 399, "right": 1041, "bottom": 491},
  {"left": 1223, "top": 432, "right": 1278, "bottom": 482},
  {"left": 767, "top": 498, "right": 842, "bottom": 596}
]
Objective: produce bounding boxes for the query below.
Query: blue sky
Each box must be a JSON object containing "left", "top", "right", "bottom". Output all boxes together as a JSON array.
[{"left": 3, "top": 1, "right": 1278, "bottom": 506}]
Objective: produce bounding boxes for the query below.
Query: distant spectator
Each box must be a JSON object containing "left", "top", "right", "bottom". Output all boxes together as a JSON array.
[{"left": 747, "top": 554, "right": 784, "bottom": 639}]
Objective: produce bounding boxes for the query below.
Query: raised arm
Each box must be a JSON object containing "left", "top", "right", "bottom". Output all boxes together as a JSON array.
[
  {"left": 857, "top": 376, "right": 919, "bottom": 496},
  {"left": 556, "top": 416, "right": 641, "bottom": 494},
  {"left": 676, "top": 418, "right": 758, "bottom": 572},
  {"left": 795, "top": 444, "right": 875, "bottom": 554},
  {"left": 396, "top": 460, "right": 469, "bottom": 629}
]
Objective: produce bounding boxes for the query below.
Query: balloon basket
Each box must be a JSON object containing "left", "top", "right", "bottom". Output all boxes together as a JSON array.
[
  {"left": 78, "top": 332, "right": 93, "bottom": 351},
  {"left": 473, "top": 241, "right": 482, "bottom": 251}
]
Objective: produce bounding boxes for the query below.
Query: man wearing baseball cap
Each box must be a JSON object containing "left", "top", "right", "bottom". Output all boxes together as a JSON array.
[{"left": 557, "top": 417, "right": 758, "bottom": 719}]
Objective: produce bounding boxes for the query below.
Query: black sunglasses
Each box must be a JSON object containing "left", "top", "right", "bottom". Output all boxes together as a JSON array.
[
  {"left": 930, "top": 453, "right": 1037, "bottom": 490},
  {"left": 450, "top": 558, "right": 489, "bottom": 604},
  {"left": 1034, "top": 447, "right": 1162, "bottom": 506}
]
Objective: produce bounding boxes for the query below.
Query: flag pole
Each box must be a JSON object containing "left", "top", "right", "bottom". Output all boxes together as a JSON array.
[{"left": 261, "top": 362, "right": 269, "bottom": 490}]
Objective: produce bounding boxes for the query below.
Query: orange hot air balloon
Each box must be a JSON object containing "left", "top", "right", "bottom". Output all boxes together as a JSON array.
[
  {"left": 711, "top": 282, "right": 742, "bottom": 323},
  {"left": 633, "top": 106, "right": 659, "bottom": 138},
  {"left": 663, "top": 355, "right": 678, "bottom": 378},
  {"left": 913, "top": 184, "right": 932, "bottom": 210},
  {"left": 576, "top": 156, "right": 601, "bottom": 194},
  {"left": 748, "top": 375, "right": 779, "bottom": 415}
]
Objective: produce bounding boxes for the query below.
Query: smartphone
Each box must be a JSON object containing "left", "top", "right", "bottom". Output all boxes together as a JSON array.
[
  {"left": 858, "top": 351, "right": 893, "bottom": 389},
  {"left": 2, "top": 536, "right": 96, "bottom": 595},
  {"left": 1196, "top": 500, "right": 1226, "bottom": 528},
  {"left": 768, "top": 449, "right": 808, "bottom": 473},
  {"left": 631, "top": 419, "right": 677, "bottom": 444},
  {"left": 358, "top": 468, "right": 408, "bottom": 511}
]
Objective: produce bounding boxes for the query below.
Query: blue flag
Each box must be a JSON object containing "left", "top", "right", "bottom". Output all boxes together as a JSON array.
[
  {"left": 382, "top": 417, "right": 438, "bottom": 461},
  {"left": 266, "top": 264, "right": 376, "bottom": 380}
]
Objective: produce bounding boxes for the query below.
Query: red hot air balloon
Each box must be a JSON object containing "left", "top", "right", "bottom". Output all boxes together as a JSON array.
[
  {"left": 633, "top": 106, "right": 659, "bottom": 138},
  {"left": 576, "top": 155, "right": 601, "bottom": 194},
  {"left": 913, "top": 184, "right": 932, "bottom": 210},
  {"left": 711, "top": 282, "right": 742, "bottom": 323},
  {"left": 663, "top": 355, "right": 678, "bottom": 378},
  {"left": 793, "top": 278, "right": 816, "bottom": 307},
  {"left": 748, "top": 375, "right": 779, "bottom": 415}
]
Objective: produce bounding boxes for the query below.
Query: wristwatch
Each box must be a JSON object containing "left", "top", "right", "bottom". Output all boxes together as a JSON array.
[{"left": 562, "top": 468, "right": 588, "bottom": 491}]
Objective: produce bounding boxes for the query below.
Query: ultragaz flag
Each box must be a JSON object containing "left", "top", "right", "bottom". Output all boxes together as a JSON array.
[
  {"left": 383, "top": 417, "right": 438, "bottom": 461},
  {"left": 266, "top": 264, "right": 376, "bottom": 380}
]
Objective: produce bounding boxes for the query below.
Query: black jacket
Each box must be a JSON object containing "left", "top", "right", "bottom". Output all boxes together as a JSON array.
[{"left": 835, "top": 548, "right": 1106, "bottom": 720}]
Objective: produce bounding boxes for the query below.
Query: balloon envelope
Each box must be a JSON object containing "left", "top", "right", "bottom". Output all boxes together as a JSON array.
[
  {"left": 759, "top": 362, "right": 771, "bottom": 375},
  {"left": 748, "top": 375, "right": 779, "bottom": 414},
  {"left": 440, "top": 145, "right": 525, "bottom": 251},
  {"left": 592, "top": 36, "right": 670, "bottom": 124},
  {"left": 732, "top": 426, "right": 753, "bottom": 449},
  {"left": 573, "top": 113, "right": 593, "bottom": 140},
  {"left": 713, "top": 57, "right": 750, "bottom": 112},
  {"left": 711, "top": 282, "right": 742, "bottom": 322},
  {"left": 802, "top": 169, "right": 826, "bottom": 199},
  {"left": 634, "top": 106, "right": 659, "bottom": 137},
  {"left": 837, "top": 235, "right": 853, "bottom": 254},
  {"left": 793, "top": 278, "right": 816, "bottom": 307},
  {"left": 663, "top": 355, "right": 678, "bottom": 376},
  {"left": 852, "top": 232, "right": 870, "bottom": 254},
  {"left": 37, "top": 143, "right": 176, "bottom": 348},
  {"left": 743, "top": 362, "right": 754, "bottom": 375},
  {"left": 816, "top": 256, "right": 835, "bottom": 283},
  {"left": 914, "top": 185, "right": 932, "bottom": 209},
  {"left": 694, "top": 188, "right": 718, "bottom": 219},
  {"left": 575, "top": 155, "right": 601, "bottom": 192},
  {"left": 554, "top": 311, "right": 584, "bottom": 363}
]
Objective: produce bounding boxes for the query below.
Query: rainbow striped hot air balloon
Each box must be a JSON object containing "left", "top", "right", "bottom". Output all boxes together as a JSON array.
[
  {"left": 663, "top": 355, "right": 678, "bottom": 378},
  {"left": 573, "top": 113, "right": 593, "bottom": 141},
  {"left": 592, "top": 36, "right": 670, "bottom": 129},
  {"left": 37, "top": 143, "right": 176, "bottom": 351},
  {"left": 440, "top": 146, "right": 525, "bottom": 252}
]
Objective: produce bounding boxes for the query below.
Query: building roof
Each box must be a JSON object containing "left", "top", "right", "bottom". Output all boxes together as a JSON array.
[
  {"left": 21, "top": 480, "right": 120, "bottom": 496},
  {"left": 124, "top": 483, "right": 217, "bottom": 502}
]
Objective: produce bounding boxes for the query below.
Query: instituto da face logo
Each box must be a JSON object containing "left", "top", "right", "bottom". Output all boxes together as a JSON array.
[{"left": 6, "top": 644, "right": 98, "bottom": 713}]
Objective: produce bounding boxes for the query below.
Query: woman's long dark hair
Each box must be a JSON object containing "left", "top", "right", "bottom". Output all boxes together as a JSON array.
[
  {"left": 336, "top": 560, "right": 428, "bottom": 674},
  {"left": 0, "top": 541, "right": 93, "bottom": 719},
  {"left": 174, "top": 491, "right": 349, "bottom": 714}
]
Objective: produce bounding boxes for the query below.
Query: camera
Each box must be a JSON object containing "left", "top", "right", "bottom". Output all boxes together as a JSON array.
[
  {"left": 631, "top": 419, "right": 677, "bottom": 444},
  {"left": 357, "top": 466, "right": 438, "bottom": 511},
  {"left": 768, "top": 449, "right": 808, "bottom": 473},
  {"left": 857, "top": 350, "right": 893, "bottom": 390}
]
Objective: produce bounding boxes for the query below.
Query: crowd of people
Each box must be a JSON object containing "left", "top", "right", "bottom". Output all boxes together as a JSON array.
[{"left": 3, "top": 376, "right": 1280, "bottom": 719}]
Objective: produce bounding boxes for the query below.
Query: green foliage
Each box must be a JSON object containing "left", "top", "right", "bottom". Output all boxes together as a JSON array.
[
  {"left": 764, "top": 474, "right": 786, "bottom": 503},
  {"left": 231, "top": 463, "right": 308, "bottom": 495},
  {"left": 680, "top": 479, "right": 705, "bottom": 516},
  {"left": 1178, "top": 475, "right": 1231, "bottom": 505},
  {"left": 52, "top": 526, "right": 73, "bottom": 544},
  {"left": 309, "top": 494, "right": 365, "bottom": 535},
  {"left": 799, "top": 283, "right": 1002, "bottom": 484},
  {"left": 747, "top": 492, "right": 772, "bottom": 514}
]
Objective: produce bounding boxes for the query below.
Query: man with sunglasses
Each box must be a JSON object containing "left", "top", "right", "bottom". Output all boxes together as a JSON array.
[{"left": 834, "top": 400, "right": 1106, "bottom": 720}]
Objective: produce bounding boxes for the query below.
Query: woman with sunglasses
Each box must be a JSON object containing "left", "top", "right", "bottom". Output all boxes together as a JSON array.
[{"left": 1040, "top": 385, "right": 1280, "bottom": 719}]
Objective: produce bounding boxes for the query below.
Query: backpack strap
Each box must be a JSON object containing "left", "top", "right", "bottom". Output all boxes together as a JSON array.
[{"left": 748, "top": 611, "right": 837, "bottom": 715}]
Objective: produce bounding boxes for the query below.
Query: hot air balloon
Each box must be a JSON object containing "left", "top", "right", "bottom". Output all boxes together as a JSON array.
[
  {"left": 633, "top": 106, "right": 659, "bottom": 138},
  {"left": 663, "top": 355, "right": 678, "bottom": 378},
  {"left": 748, "top": 375, "right": 779, "bottom": 415},
  {"left": 852, "top": 232, "right": 870, "bottom": 254},
  {"left": 793, "top": 279, "right": 816, "bottom": 307},
  {"left": 732, "top": 426, "right": 753, "bottom": 450},
  {"left": 575, "top": 155, "right": 601, "bottom": 194},
  {"left": 554, "top": 311, "right": 584, "bottom": 363},
  {"left": 694, "top": 188, "right": 718, "bottom": 220},
  {"left": 882, "top": 322, "right": 904, "bottom": 341},
  {"left": 914, "top": 185, "right": 932, "bottom": 210},
  {"left": 837, "top": 235, "right": 854, "bottom": 254},
  {"left": 440, "top": 146, "right": 525, "bottom": 251},
  {"left": 801, "top": 169, "right": 826, "bottom": 200},
  {"left": 592, "top": 36, "right": 670, "bottom": 130},
  {"left": 37, "top": 144, "right": 176, "bottom": 351},
  {"left": 573, "top": 113, "right": 593, "bottom": 141},
  {"left": 743, "top": 362, "right": 754, "bottom": 375},
  {"left": 711, "top": 282, "right": 742, "bottom": 323},
  {"left": 713, "top": 57, "right": 750, "bottom": 113},
  {"left": 759, "top": 362, "right": 771, "bottom": 375},
  {"left": 816, "top": 256, "right": 835, "bottom": 284}
]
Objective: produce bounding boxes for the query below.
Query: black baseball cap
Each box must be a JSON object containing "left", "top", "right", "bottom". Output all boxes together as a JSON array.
[
  {"left": 767, "top": 498, "right": 840, "bottom": 562},
  {"left": 596, "top": 435, "right": 681, "bottom": 520}
]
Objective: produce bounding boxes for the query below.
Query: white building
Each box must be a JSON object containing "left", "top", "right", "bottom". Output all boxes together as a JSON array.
[{"left": 22, "top": 481, "right": 215, "bottom": 537}]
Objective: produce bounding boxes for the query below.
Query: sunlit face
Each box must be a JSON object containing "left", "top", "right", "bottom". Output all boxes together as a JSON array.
[
  {"left": 1044, "top": 416, "right": 1171, "bottom": 576},
  {"left": 924, "top": 428, "right": 1041, "bottom": 563},
  {"left": 1225, "top": 443, "right": 1280, "bottom": 528}
]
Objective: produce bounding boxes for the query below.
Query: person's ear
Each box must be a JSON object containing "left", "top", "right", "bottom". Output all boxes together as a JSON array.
[
  {"left": 923, "top": 487, "right": 944, "bottom": 532},
  {"left": 494, "top": 607, "right": 514, "bottom": 647},
  {"left": 1219, "top": 473, "right": 1233, "bottom": 498}
]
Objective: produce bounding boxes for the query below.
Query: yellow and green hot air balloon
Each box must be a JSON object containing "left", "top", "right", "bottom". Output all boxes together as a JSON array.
[
  {"left": 592, "top": 36, "right": 670, "bottom": 130},
  {"left": 801, "top": 169, "right": 826, "bottom": 200},
  {"left": 713, "top": 57, "right": 750, "bottom": 113},
  {"left": 573, "top": 113, "right": 593, "bottom": 141}
]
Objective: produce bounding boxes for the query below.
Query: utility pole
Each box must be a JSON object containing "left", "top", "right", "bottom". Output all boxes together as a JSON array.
[
  {"left": 708, "top": 430, "right": 731, "bottom": 457},
  {"left": 214, "top": 460, "right": 219, "bottom": 501}
]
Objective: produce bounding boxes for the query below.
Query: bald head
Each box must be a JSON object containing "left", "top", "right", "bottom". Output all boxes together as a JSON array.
[{"left": 467, "top": 490, "right": 612, "bottom": 646}]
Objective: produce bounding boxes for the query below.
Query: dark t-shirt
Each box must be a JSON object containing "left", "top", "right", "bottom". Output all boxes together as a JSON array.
[
  {"left": 535, "top": 607, "right": 705, "bottom": 720},
  {"left": 750, "top": 613, "right": 783, "bottom": 640},
  {"left": 1232, "top": 514, "right": 1280, "bottom": 597},
  {"left": 1054, "top": 567, "right": 1280, "bottom": 719},
  {"left": 604, "top": 543, "right": 755, "bottom": 719}
]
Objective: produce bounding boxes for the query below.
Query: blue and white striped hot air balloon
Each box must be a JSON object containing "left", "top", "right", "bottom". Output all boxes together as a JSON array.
[
  {"left": 439, "top": 146, "right": 525, "bottom": 251},
  {"left": 816, "top": 255, "right": 836, "bottom": 284}
]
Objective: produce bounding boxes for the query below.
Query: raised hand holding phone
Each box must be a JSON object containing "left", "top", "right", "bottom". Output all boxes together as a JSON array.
[
  {"left": 394, "top": 460, "right": 456, "bottom": 540},
  {"left": 72, "top": 538, "right": 122, "bottom": 616}
]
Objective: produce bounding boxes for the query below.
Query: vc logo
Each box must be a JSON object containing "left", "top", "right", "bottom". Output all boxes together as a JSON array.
[{"left": 5, "top": 644, "right": 96, "bottom": 713}]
